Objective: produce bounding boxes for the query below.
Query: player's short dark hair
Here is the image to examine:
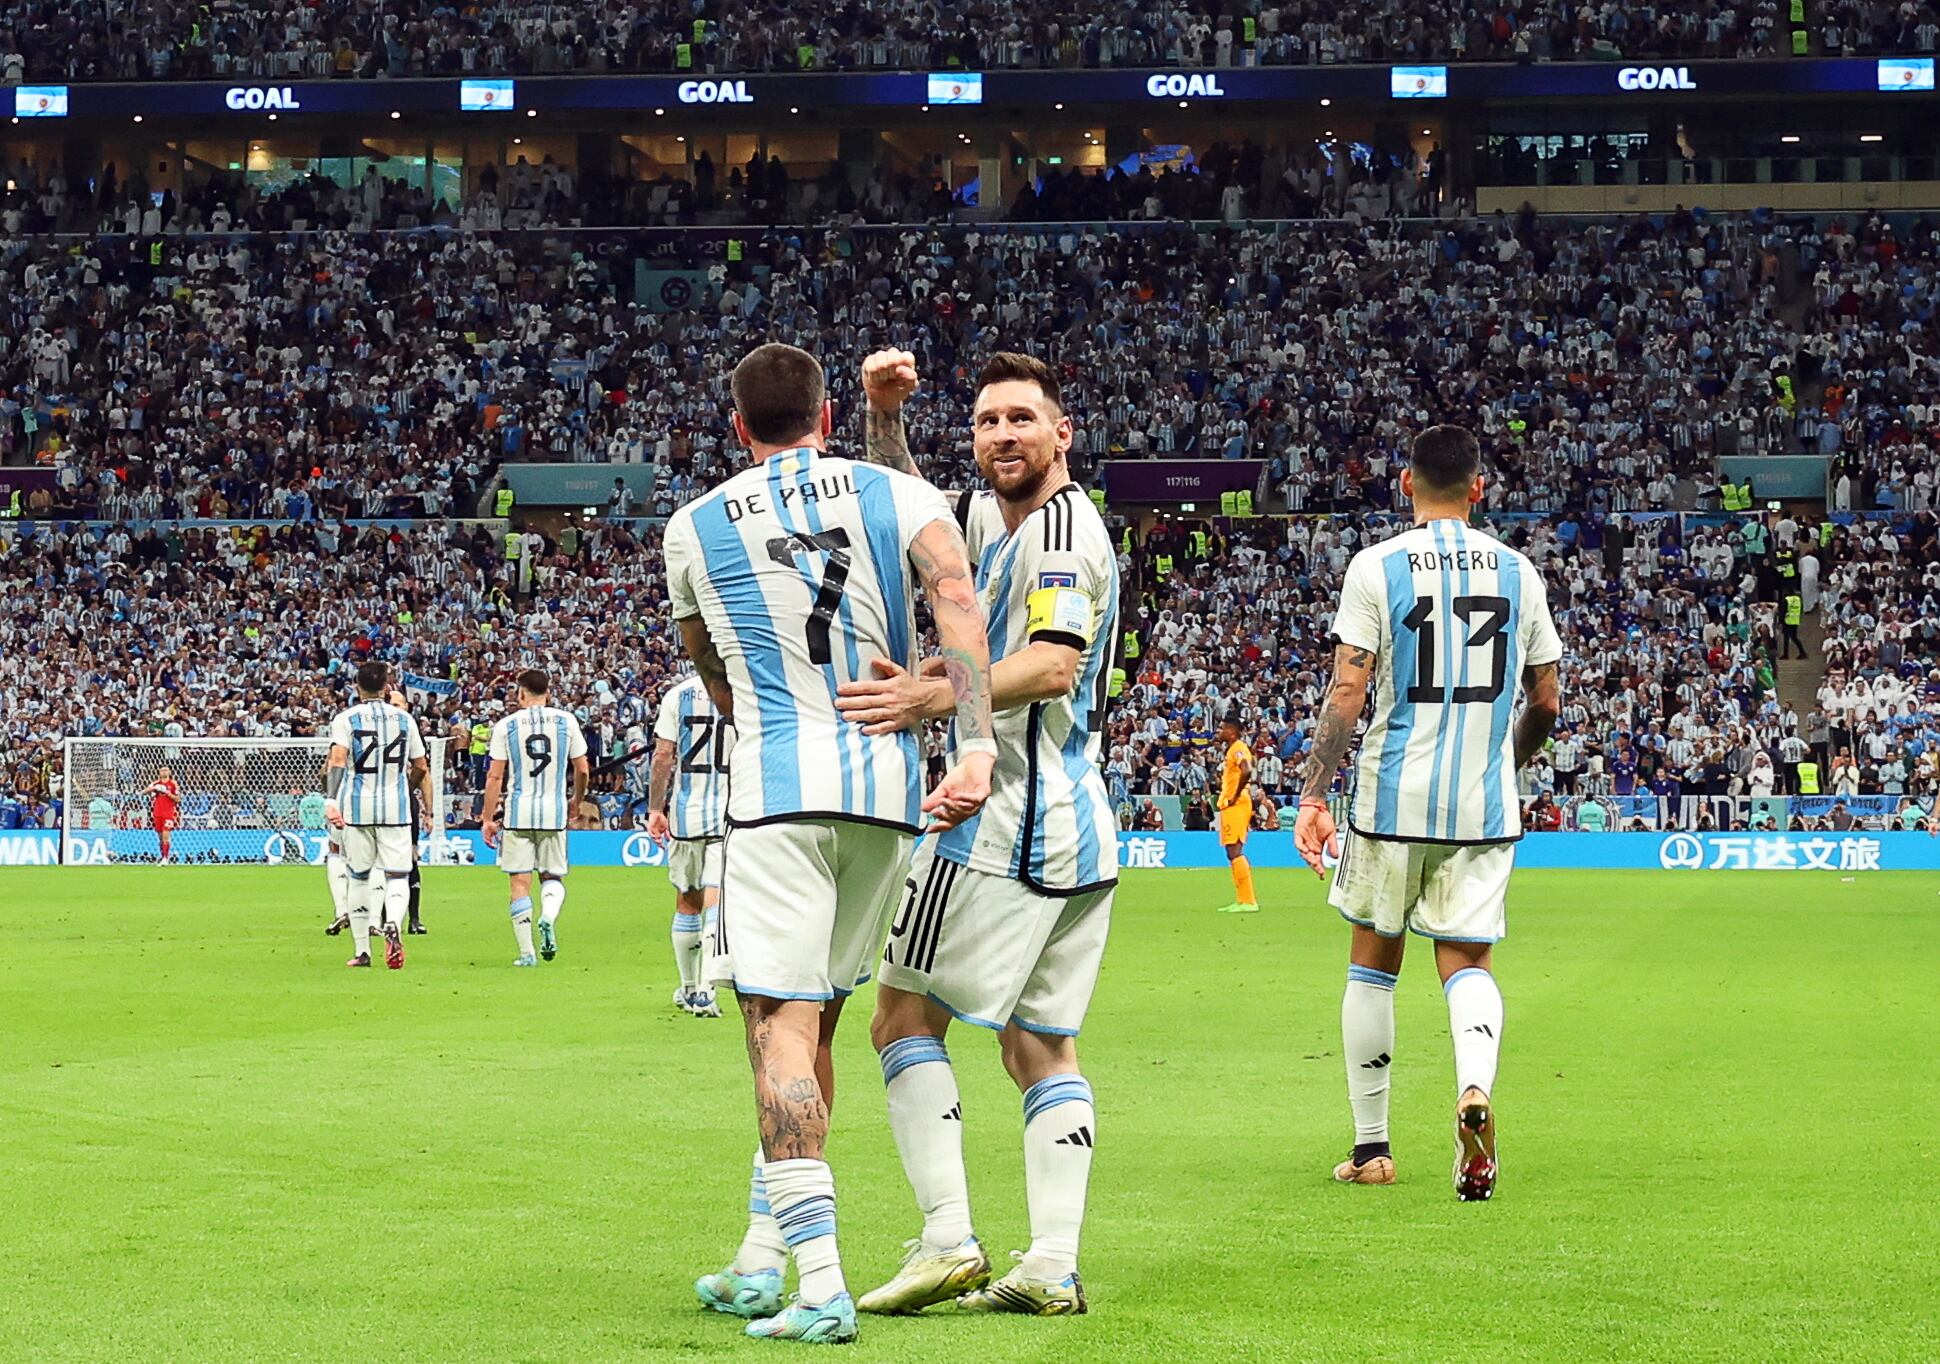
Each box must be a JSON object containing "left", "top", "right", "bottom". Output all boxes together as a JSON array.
[
  {"left": 732, "top": 343, "right": 826, "bottom": 445},
  {"left": 1219, "top": 710, "right": 1244, "bottom": 732},
  {"left": 977, "top": 352, "right": 1063, "bottom": 412},
  {"left": 355, "top": 661, "right": 389, "bottom": 696},
  {"left": 518, "top": 668, "right": 550, "bottom": 698},
  {"left": 1410, "top": 424, "right": 1481, "bottom": 496}
]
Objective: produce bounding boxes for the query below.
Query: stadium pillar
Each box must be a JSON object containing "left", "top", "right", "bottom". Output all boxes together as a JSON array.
[
  {"left": 977, "top": 133, "right": 1005, "bottom": 213},
  {"left": 839, "top": 128, "right": 877, "bottom": 202}
]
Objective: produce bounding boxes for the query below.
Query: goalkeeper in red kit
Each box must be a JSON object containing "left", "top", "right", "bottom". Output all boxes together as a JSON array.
[{"left": 144, "top": 766, "right": 181, "bottom": 864}]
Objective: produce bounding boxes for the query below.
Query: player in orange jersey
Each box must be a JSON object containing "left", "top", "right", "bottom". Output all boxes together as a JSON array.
[{"left": 1214, "top": 714, "right": 1258, "bottom": 913}]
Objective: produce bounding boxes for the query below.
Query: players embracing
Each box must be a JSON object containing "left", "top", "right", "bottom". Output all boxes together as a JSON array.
[
  {"left": 669, "top": 343, "right": 997, "bottom": 1345},
  {"left": 836, "top": 349, "right": 1120, "bottom": 1317}
]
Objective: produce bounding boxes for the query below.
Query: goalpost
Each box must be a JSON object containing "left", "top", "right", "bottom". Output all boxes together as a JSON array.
[{"left": 60, "top": 736, "right": 452, "bottom": 866}]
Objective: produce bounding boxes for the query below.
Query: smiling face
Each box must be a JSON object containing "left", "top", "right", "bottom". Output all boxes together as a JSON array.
[{"left": 972, "top": 378, "right": 1071, "bottom": 505}]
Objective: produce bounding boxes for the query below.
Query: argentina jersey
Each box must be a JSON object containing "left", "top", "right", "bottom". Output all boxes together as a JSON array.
[
  {"left": 327, "top": 700, "right": 427, "bottom": 827},
  {"left": 654, "top": 674, "right": 732, "bottom": 840},
  {"left": 1333, "top": 519, "right": 1563, "bottom": 845},
  {"left": 664, "top": 446, "right": 955, "bottom": 832},
  {"left": 932, "top": 486, "right": 1121, "bottom": 894},
  {"left": 490, "top": 705, "right": 588, "bottom": 831}
]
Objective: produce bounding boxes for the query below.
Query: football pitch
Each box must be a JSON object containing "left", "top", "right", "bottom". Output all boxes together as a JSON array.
[{"left": 5, "top": 867, "right": 1937, "bottom": 1364}]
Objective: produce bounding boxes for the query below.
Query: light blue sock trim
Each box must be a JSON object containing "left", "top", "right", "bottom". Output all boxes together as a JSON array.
[
  {"left": 749, "top": 1160, "right": 770, "bottom": 1217},
  {"left": 879, "top": 1035, "right": 950, "bottom": 1085},
  {"left": 510, "top": 895, "right": 533, "bottom": 921},
  {"left": 673, "top": 912, "right": 703, "bottom": 931},
  {"left": 1022, "top": 1074, "right": 1094, "bottom": 1125},
  {"left": 774, "top": 1195, "right": 837, "bottom": 1247},
  {"left": 1348, "top": 964, "right": 1400, "bottom": 990},
  {"left": 1443, "top": 966, "right": 1492, "bottom": 996}
]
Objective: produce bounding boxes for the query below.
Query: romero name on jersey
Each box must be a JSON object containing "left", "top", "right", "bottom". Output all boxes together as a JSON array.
[{"left": 1330, "top": 519, "right": 1563, "bottom": 845}]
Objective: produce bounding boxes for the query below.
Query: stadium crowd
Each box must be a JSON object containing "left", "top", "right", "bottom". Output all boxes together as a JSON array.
[
  {"left": 2, "top": 498, "right": 1936, "bottom": 836},
  {"left": 0, "top": 204, "right": 1938, "bottom": 833},
  {"left": 7, "top": 208, "right": 1940, "bottom": 533},
  {"left": 1110, "top": 508, "right": 1940, "bottom": 834},
  {"left": 1, "top": 0, "right": 1922, "bottom": 82}
]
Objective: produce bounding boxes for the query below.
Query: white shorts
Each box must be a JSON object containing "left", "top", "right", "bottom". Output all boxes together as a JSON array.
[
  {"left": 879, "top": 840, "right": 1115, "bottom": 1037},
  {"left": 1328, "top": 829, "right": 1514, "bottom": 944},
  {"left": 339, "top": 824, "right": 415, "bottom": 876},
  {"left": 715, "top": 819, "right": 913, "bottom": 1002},
  {"left": 669, "top": 837, "right": 723, "bottom": 893},
  {"left": 500, "top": 828, "right": 568, "bottom": 877}
]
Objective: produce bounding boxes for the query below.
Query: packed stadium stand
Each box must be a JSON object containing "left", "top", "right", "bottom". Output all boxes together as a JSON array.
[
  {"left": 0, "top": 7, "right": 1937, "bottom": 844},
  {"left": 6, "top": 1, "right": 1926, "bottom": 83}
]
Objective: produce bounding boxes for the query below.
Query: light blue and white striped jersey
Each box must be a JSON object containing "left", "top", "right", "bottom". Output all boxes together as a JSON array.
[
  {"left": 654, "top": 674, "right": 731, "bottom": 840},
  {"left": 489, "top": 704, "right": 588, "bottom": 831},
  {"left": 328, "top": 699, "right": 428, "bottom": 827},
  {"left": 664, "top": 446, "right": 954, "bottom": 832},
  {"left": 932, "top": 486, "right": 1121, "bottom": 894},
  {"left": 1332, "top": 519, "right": 1563, "bottom": 845}
]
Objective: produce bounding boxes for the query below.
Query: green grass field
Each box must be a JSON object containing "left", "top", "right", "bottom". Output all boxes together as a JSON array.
[{"left": 5, "top": 867, "right": 1939, "bottom": 1363}]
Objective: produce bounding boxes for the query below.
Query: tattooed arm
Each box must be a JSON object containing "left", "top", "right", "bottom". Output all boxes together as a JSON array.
[
  {"left": 908, "top": 517, "right": 994, "bottom": 755},
  {"left": 859, "top": 348, "right": 921, "bottom": 477},
  {"left": 1514, "top": 661, "right": 1562, "bottom": 770},
  {"left": 908, "top": 517, "right": 996, "bottom": 831},
  {"left": 676, "top": 615, "right": 734, "bottom": 722},
  {"left": 1299, "top": 643, "right": 1375, "bottom": 805},
  {"left": 1292, "top": 642, "right": 1375, "bottom": 875}
]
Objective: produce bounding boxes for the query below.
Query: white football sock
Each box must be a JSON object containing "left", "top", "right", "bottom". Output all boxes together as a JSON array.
[
  {"left": 349, "top": 874, "right": 372, "bottom": 957},
  {"left": 700, "top": 904, "right": 720, "bottom": 985},
  {"left": 764, "top": 1158, "right": 845, "bottom": 1304},
  {"left": 1445, "top": 967, "right": 1503, "bottom": 1097},
  {"left": 879, "top": 1036, "right": 972, "bottom": 1253},
  {"left": 735, "top": 1146, "right": 790, "bottom": 1274},
  {"left": 1019, "top": 1075, "right": 1094, "bottom": 1281},
  {"left": 672, "top": 911, "right": 702, "bottom": 991},
  {"left": 382, "top": 875, "right": 409, "bottom": 935},
  {"left": 539, "top": 876, "right": 565, "bottom": 925},
  {"left": 326, "top": 854, "right": 349, "bottom": 921},
  {"left": 1343, "top": 965, "right": 1399, "bottom": 1145},
  {"left": 510, "top": 895, "right": 535, "bottom": 958}
]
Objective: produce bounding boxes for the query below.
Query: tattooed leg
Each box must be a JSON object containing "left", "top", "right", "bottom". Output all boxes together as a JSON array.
[{"left": 741, "top": 993, "right": 832, "bottom": 1161}]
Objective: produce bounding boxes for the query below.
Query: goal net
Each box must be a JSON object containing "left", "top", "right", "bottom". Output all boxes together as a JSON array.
[{"left": 61, "top": 736, "right": 450, "bottom": 866}]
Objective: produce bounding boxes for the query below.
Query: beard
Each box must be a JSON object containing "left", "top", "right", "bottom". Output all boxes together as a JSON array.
[{"left": 984, "top": 446, "right": 1057, "bottom": 503}]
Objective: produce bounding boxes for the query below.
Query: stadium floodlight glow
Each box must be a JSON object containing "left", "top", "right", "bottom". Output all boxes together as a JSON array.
[
  {"left": 1879, "top": 56, "right": 1935, "bottom": 91},
  {"left": 1319, "top": 97, "right": 1331, "bottom": 107},
  {"left": 14, "top": 85, "right": 66, "bottom": 118},
  {"left": 654, "top": 107, "right": 665, "bottom": 115},
  {"left": 1860, "top": 133, "right": 1885, "bottom": 142},
  {"left": 459, "top": 78, "right": 516, "bottom": 112},
  {"left": 790, "top": 105, "right": 799, "bottom": 113},
  {"left": 526, "top": 108, "right": 537, "bottom": 117},
  {"left": 1055, "top": 102, "right": 1064, "bottom": 110},
  {"left": 1780, "top": 134, "right": 1800, "bottom": 143},
  {"left": 132, "top": 114, "right": 142, "bottom": 123},
  {"left": 389, "top": 110, "right": 401, "bottom": 119},
  {"left": 926, "top": 72, "right": 983, "bottom": 105},
  {"left": 1390, "top": 65, "right": 1447, "bottom": 99}
]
